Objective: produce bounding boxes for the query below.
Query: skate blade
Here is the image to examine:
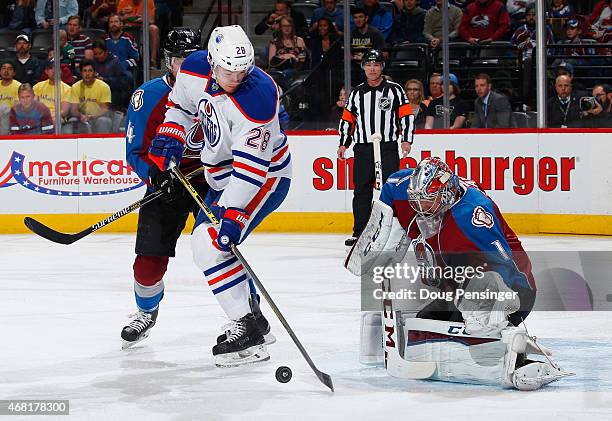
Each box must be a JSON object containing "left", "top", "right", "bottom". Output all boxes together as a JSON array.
[
  {"left": 121, "top": 331, "right": 151, "bottom": 350},
  {"left": 215, "top": 344, "right": 270, "bottom": 368}
]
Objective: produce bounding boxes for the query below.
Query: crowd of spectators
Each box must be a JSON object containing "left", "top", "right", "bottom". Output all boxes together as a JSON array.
[
  {"left": 0, "top": 0, "right": 174, "bottom": 134},
  {"left": 0, "top": 0, "right": 609, "bottom": 134},
  {"left": 258, "top": 0, "right": 610, "bottom": 128}
]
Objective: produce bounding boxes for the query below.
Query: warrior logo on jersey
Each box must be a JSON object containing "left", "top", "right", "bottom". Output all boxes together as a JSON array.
[
  {"left": 130, "top": 89, "right": 144, "bottom": 111},
  {"left": 472, "top": 206, "right": 494, "bottom": 229},
  {"left": 378, "top": 96, "right": 391, "bottom": 111},
  {"left": 198, "top": 98, "right": 221, "bottom": 148}
]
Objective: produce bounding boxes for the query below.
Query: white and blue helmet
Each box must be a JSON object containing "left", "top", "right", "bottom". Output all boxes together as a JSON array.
[{"left": 207, "top": 25, "right": 254, "bottom": 75}]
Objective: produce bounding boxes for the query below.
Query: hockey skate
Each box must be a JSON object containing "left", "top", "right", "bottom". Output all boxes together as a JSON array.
[
  {"left": 217, "top": 295, "right": 276, "bottom": 345},
  {"left": 213, "top": 313, "right": 270, "bottom": 367},
  {"left": 121, "top": 309, "right": 158, "bottom": 350}
]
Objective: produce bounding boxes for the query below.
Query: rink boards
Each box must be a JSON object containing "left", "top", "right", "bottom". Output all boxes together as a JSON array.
[{"left": 0, "top": 129, "right": 611, "bottom": 235}]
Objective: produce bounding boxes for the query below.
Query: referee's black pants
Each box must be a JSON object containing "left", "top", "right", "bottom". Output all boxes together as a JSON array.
[{"left": 352, "top": 142, "right": 400, "bottom": 237}]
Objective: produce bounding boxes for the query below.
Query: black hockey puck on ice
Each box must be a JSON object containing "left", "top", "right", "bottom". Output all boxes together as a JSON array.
[{"left": 275, "top": 366, "right": 292, "bottom": 383}]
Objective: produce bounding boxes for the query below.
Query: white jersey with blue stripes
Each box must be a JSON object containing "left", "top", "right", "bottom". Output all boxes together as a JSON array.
[{"left": 163, "top": 50, "right": 292, "bottom": 210}]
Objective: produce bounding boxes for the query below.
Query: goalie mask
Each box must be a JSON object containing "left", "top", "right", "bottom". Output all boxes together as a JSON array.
[{"left": 407, "top": 157, "right": 460, "bottom": 217}]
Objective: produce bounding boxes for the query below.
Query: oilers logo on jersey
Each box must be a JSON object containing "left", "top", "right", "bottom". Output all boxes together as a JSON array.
[{"left": 198, "top": 98, "right": 221, "bottom": 148}]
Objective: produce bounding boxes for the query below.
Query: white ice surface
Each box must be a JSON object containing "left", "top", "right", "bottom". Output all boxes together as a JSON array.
[{"left": 1, "top": 233, "right": 612, "bottom": 421}]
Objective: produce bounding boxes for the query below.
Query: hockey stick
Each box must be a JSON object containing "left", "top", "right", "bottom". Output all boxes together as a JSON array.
[
  {"left": 381, "top": 275, "right": 437, "bottom": 379},
  {"left": 372, "top": 133, "right": 383, "bottom": 195},
  {"left": 169, "top": 163, "right": 335, "bottom": 392},
  {"left": 23, "top": 167, "right": 204, "bottom": 245}
]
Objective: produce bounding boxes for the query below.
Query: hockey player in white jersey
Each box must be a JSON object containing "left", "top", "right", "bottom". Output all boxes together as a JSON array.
[{"left": 147, "top": 25, "right": 292, "bottom": 366}]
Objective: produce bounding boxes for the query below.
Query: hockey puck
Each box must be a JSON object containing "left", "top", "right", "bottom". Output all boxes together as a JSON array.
[{"left": 275, "top": 366, "right": 292, "bottom": 383}]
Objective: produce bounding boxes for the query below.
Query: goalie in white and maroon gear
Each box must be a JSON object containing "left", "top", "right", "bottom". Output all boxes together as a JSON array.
[
  {"left": 346, "top": 157, "right": 572, "bottom": 389},
  {"left": 147, "top": 25, "right": 291, "bottom": 367}
]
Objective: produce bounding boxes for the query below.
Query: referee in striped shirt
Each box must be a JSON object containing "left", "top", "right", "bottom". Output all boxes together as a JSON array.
[{"left": 337, "top": 49, "right": 415, "bottom": 247}]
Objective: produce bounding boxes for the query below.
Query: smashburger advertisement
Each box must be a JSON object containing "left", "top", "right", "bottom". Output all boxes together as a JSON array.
[
  {"left": 0, "top": 131, "right": 608, "bottom": 217},
  {"left": 282, "top": 131, "right": 605, "bottom": 216}
]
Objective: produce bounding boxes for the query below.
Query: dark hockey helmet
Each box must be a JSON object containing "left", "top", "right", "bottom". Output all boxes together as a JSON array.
[
  {"left": 361, "top": 49, "right": 385, "bottom": 69},
  {"left": 407, "top": 157, "right": 460, "bottom": 217},
  {"left": 164, "top": 27, "right": 200, "bottom": 70}
]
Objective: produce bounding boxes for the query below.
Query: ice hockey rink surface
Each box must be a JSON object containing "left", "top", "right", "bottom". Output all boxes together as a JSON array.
[{"left": 2, "top": 233, "right": 612, "bottom": 421}]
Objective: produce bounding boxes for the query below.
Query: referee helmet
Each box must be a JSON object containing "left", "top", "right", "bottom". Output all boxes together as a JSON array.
[{"left": 361, "top": 49, "right": 385, "bottom": 69}]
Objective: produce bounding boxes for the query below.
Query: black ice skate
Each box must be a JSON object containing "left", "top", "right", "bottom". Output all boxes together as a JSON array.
[
  {"left": 121, "top": 309, "right": 158, "bottom": 349},
  {"left": 217, "top": 294, "right": 275, "bottom": 345},
  {"left": 213, "top": 313, "right": 270, "bottom": 367}
]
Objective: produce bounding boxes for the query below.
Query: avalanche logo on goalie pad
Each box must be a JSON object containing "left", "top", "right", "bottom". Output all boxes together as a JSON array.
[
  {"left": 198, "top": 98, "right": 221, "bottom": 148},
  {"left": 472, "top": 206, "right": 494, "bottom": 229}
]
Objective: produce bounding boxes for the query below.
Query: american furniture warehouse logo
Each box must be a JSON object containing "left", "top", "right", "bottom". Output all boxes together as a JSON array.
[{"left": 0, "top": 151, "right": 144, "bottom": 196}]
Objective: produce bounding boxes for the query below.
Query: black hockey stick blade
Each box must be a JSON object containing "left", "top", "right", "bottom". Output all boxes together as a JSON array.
[{"left": 24, "top": 216, "right": 92, "bottom": 244}]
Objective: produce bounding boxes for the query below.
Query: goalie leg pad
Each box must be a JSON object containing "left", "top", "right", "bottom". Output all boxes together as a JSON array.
[
  {"left": 399, "top": 319, "right": 572, "bottom": 389},
  {"left": 360, "top": 311, "right": 384, "bottom": 365}
]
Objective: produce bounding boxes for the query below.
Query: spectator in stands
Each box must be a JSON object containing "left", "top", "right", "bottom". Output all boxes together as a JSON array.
[
  {"left": 310, "top": 17, "right": 341, "bottom": 68},
  {"left": 9, "top": 83, "right": 53, "bottom": 134},
  {"left": 362, "top": 0, "right": 393, "bottom": 40},
  {"left": 255, "top": 0, "right": 308, "bottom": 39},
  {"left": 105, "top": 14, "right": 139, "bottom": 73},
  {"left": 41, "top": 49, "right": 76, "bottom": 84},
  {"left": 34, "top": 0, "right": 77, "bottom": 29},
  {"left": 424, "top": 73, "right": 466, "bottom": 129},
  {"left": 58, "top": 29, "right": 75, "bottom": 66},
  {"left": 506, "top": 0, "right": 534, "bottom": 31},
  {"left": 153, "top": 0, "right": 183, "bottom": 47},
  {"left": 549, "top": 0, "right": 573, "bottom": 19},
  {"left": 13, "top": 34, "right": 42, "bottom": 85},
  {"left": 268, "top": 16, "right": 308, "bottom": 79},
  {"left": 310, "top": 0, "right": 346, "bottom": 34},
  {"left": 92, "top": 37, "right": 132, "bottom": 109},
  {"left": 5, "top": 0, "right": 36, "bottom": 34},
  {"left": 34, "top": 59, "right": 76, "bottom": 131},
  {"left": 552, "top": 61, "right": 587, "bottom": 97},
  {"left": 546, "top": 74, "right": 582, "bottom": 127},
  {"left": 404, "top": 78, "right": 428, "bottom": 129},
  {"left": 390, "top": 0, "right": 426, "bottom": 44},
  {"left": 583, "top": 84, "right": 612, "bottom": 127},
  {"left": 589, "top": 0, "right": 612, "bottom": 43},
  {"left": 511, "top": 4, "right": 553, "bottom": 103},
  {"left": 558, "top": 19, "right": 595, "bottom": 66},
  {"left": 423, "top": 0, "right": 463, "bottom": 48},
  {"left": 0, "top": 60, "right": 21, "bottom": 110},
  {"left": 471, "top": 73, "right": 512, "bottom": 128},
  {"left": 66, "top": 15, "right": 93, "bottom": 66},
  {"left": 427, "top": 72, "right": 443, "bottom": 101},
  {"left": 70, "top": 60, "right": 112, "bottom": 133},
  {"left": 511, "top": 4, "right": 553, "bottom": 60},
  {"left": 90, "top": 0, "right": 118, "bottom": 29},
  {"left": 117, "top": 0, "right": 160, "bottom": 67},
  {"left": 350, "top": 7, "right": 386, "bottom": 63},
  {"left": 459, "top": 0, "right": 510, "bottom": 45},
  {"left": 329, "top": 85, "right": 345, "bottom": 123}
]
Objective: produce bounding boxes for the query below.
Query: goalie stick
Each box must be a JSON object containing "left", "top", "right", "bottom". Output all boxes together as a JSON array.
[
  {"left": 169, "top": 163, "right": 335, "bottom": 393},
  {"left": 372, "top": 133, "right": 383, "bottom": 195},
  {"left": 23, "top": 167, "right": 203, "bottom": 245}
]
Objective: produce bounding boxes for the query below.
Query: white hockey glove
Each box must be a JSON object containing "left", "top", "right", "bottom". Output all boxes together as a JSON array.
[{"left": 455, "top": 271, "right": 520, "bottom": 336}]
